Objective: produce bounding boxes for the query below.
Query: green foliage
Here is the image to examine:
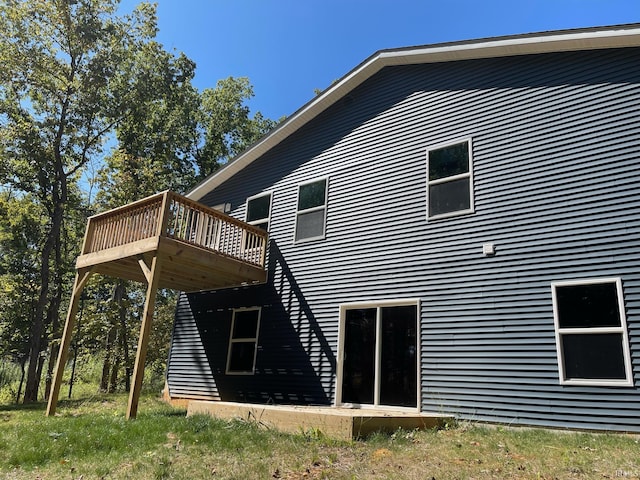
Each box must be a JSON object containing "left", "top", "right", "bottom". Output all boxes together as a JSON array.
[
  {"left": 0, "top": 360, "right": 23, "bottom": 403},
  {"left": 0, "top": 0, "right": 169, "bottom": 192},
  {"left": 0, "top": 191, "right": 45, "bottom": 363},
  {"left": 0, "top": 0, "right": 278, "bottom": 404},
  {"left": 97, "top": 75, "right": 279, "bottom": 206},
  {"left": 62, "top": 278, "right": 174, "bottom": 395},
  {"left": 96, "top": 50, "right": 200, "bottom": 204},
  {"left": 197, "top": 76, "right": 279, "bottom": 179},
  {"left": 0, "top": 0, "right": 218, "bottom": 402},
  {"left": 0, "top": 0, "right": 180, "bottom": 402}
]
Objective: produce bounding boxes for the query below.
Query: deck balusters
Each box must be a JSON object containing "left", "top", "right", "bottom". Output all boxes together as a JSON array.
[{"left": 83, "top": 191, "right": 267, "bottom": 268}]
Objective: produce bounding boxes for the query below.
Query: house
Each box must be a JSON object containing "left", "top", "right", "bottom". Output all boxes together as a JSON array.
[{"left": 164, "top": 24, "right": 640, "bottom": 432}]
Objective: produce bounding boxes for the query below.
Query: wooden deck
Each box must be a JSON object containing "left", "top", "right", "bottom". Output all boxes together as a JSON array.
[
  {"left": 187, "top": 401, "right": 454, "bottom": 441},
  {"left": 47, "top": 191, "right": 268, "bottom": 420},
  {"left": 76, "top": 191, "right": 268, "bottom": 292}
]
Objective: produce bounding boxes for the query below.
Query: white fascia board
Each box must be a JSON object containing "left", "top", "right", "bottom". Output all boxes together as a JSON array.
[
  {"left": 187, "top": 24, "right": 640, "bottom": 201},
  {"left": 378, "top": 25, "right": 640, "bottom": 66}
]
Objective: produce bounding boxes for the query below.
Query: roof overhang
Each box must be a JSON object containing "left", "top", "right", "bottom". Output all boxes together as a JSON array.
[{"left": 188, "top": 24, "right": 640, "bottom": 201}]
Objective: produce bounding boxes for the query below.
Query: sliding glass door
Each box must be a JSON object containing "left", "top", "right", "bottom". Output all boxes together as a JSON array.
[{"left": 340, "top": 303, "right": 417, "bottom": 408}]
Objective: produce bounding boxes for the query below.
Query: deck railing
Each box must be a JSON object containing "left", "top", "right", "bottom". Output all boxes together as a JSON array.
[{"left": 82, "top": 191, "right": 268, "bottom": 267}]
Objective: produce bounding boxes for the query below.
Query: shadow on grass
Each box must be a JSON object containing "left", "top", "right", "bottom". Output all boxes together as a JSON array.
[
  {"left": 150, "top": 408, "right": 188, "bottom": 417},
  {"left": 0, "top": 393, "right": 183, "bottom": 417},
  {"left": 0, "top": 396, "right": 106, "bottom": 413},
  {"left": 0, "top": 401, "right": 47, "bottom": 412}
]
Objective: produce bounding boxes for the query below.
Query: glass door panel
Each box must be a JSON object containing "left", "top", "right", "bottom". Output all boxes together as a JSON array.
[
  {"left": 379, "top": 305, "right": 417, "bottom": 407},
  {"left": 341, "top": 308, "right": 376, "bottom": 404}
]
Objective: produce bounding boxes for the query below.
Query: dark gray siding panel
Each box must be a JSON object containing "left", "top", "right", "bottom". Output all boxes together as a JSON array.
[
  {"left": 167, "top": 294, "right": 220, "bottom": 400},
  {"left": 167, "top": 281, "right": 335, "bottom": 405},
  {"left": 168, "top": 47, "right": 640, "bottom": 430}
]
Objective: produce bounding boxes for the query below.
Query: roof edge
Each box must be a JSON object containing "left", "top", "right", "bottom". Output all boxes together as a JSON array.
[{"left": 188, "top": 23, "right": 640, "bottom": 201}]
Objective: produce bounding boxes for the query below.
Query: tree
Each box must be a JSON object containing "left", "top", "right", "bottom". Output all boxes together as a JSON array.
[
  {"left": 91, "top": 76, "right": 279, "bottom": 395},
  {"left": 197, "top": 76, "right": 279, "bottom": 179},
  {"left": 98, "top": 76, "right": 279, "bottom": 205},
  {"left": 0, "top": 190, "right": 44, "bottom": 401},
  {"left": 0, "top": 0, "right": 197, "bottom": 402},
  {"left": 98, "top": 51, "right": 200, "bottom": 204},
  {"left": 1, "top": 1, "right": 279, "bottom": 403}
]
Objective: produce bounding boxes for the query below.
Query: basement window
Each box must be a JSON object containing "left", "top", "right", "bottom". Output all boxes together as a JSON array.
[
  {"left": 551, "top": 278, "right": 633, "bottom": 386},
  {"left": 294, "top": 177, "right": 328, "bottom": 242},
  {"left": 427, "top": 139, "right": 474, "bottom": 220},
  {"left": 226, "top": 307, "right": 261, "bottom": 375}
]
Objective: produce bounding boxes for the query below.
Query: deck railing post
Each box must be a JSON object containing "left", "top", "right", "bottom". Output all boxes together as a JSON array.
[
  {"left": 81, "top": 218, "right": 94, "bottom": 255},
  {"left": 260, "top": 236, "right": 268, "bottom": 267},
  {"left": 158, "top": 191, "right": 172, "bottom": 238}
]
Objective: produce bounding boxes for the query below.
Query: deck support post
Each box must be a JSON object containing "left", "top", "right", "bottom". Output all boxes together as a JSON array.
[
  {"left": 126, "top": 254, "right": 162, "bottom": 419},
  {"left": 46, "top": 267, "right": 94, "bottom": 416}
]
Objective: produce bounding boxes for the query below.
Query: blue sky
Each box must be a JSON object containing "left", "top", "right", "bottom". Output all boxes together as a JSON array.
[{"left": 120, "top": 0, "right": 640, "bottom": 121}]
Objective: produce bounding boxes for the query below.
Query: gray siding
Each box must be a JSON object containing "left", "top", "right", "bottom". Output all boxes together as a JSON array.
[{"left": 167, "top": 47, "right": 640, "bottom": 431}]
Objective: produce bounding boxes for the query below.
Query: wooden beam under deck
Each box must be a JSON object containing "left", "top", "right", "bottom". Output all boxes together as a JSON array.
[{"left": 77, "top": 235, "right": 267, "bottom": 292}]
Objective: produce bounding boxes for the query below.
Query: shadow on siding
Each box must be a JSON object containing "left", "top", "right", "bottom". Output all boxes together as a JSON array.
[{"left": 169, "top": 239, "right": 334, "bottom": 405}]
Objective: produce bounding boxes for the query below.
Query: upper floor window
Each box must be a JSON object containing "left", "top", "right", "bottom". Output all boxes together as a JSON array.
[
  {"left": 226, "top": 307, "right": 261, "bottom": 375},
  {"left": 427, "top": 139, "right": 474, "bottom": 220},
  {"left": 551, "top": 278, "right": 633, "bottom": 386},
  {"left": 245, "top": 192, "right": 272, "bottom": 231},
  {"left": 294, "top": 177, "right": 328, "bottom": 242}
]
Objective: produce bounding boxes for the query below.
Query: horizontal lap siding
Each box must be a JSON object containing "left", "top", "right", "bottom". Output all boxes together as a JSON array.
[
  {"left": 168, "top": 284, "right": 335, "bottom": 405},
  {"left": 168, "top": 295, "right": 221, "bottom": 400},
  {"left": 168, "top": 47, "right": 640, "bottom": 430},
  {"left": 412, "top": 48, "right": 640, "bottom": 430}
]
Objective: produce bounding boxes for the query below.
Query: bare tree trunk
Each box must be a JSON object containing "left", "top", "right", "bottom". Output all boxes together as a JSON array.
[
  {"left": 108, "top": 310, "right": 122, "bottom": 393},
  {"left": 100, "top": 356, "right": 110, "bottom": 392},
  {"left": 116, "top": 281, "right": 131, "bottom": 391},
  {"left": 25, "top": 77, "right": 73, "bottom": 403},
  {"left": 108, "top": 346, "right": 119, "bottom": 394},
  {"left": 68, "top": 343, "right": 78, "bottom": 399},
  {"left": 29, "top": 354, "right": 47, "bottom": 401},
  {"left": 45, "top": 342, "right": 58, "bottom": 401},
  {"left": 100, "top": 326, "right": 117, "bottom": 392},
  {"left": 15, "top": 358, "right": 26, "bottom": 404},
  {"left": 122, "top": 308, "right": 131, "bottom": 392},
  {"left": 24, "top": 321, "right": 46, "bottom": 402},
  {"left": 23, "top": 197, "right": 62, "bottom": 402},
  {"left": 44, "top": 236, "right": 63, "bottom": 401}
]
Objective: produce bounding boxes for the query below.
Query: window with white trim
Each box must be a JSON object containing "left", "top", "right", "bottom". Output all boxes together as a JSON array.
[
  {"left": 551, "top": 278, "right": 633, "bottom": 386},
  {"left": 226, "top": 308, "right": 261, "bottom": 375},
  {"left": 245, "top": 192, "right": 272, "bottom": 231},
  {"left": 427, "top": 139, "right": 474, "bottom": 219},
  {"left": 294, "top": 177, "right": 328, "bottom": 242}
]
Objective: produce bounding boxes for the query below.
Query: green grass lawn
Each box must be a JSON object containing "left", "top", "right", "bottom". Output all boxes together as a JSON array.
[{"left": 0, "top": 394, "right": 639, "bottom": 479}]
